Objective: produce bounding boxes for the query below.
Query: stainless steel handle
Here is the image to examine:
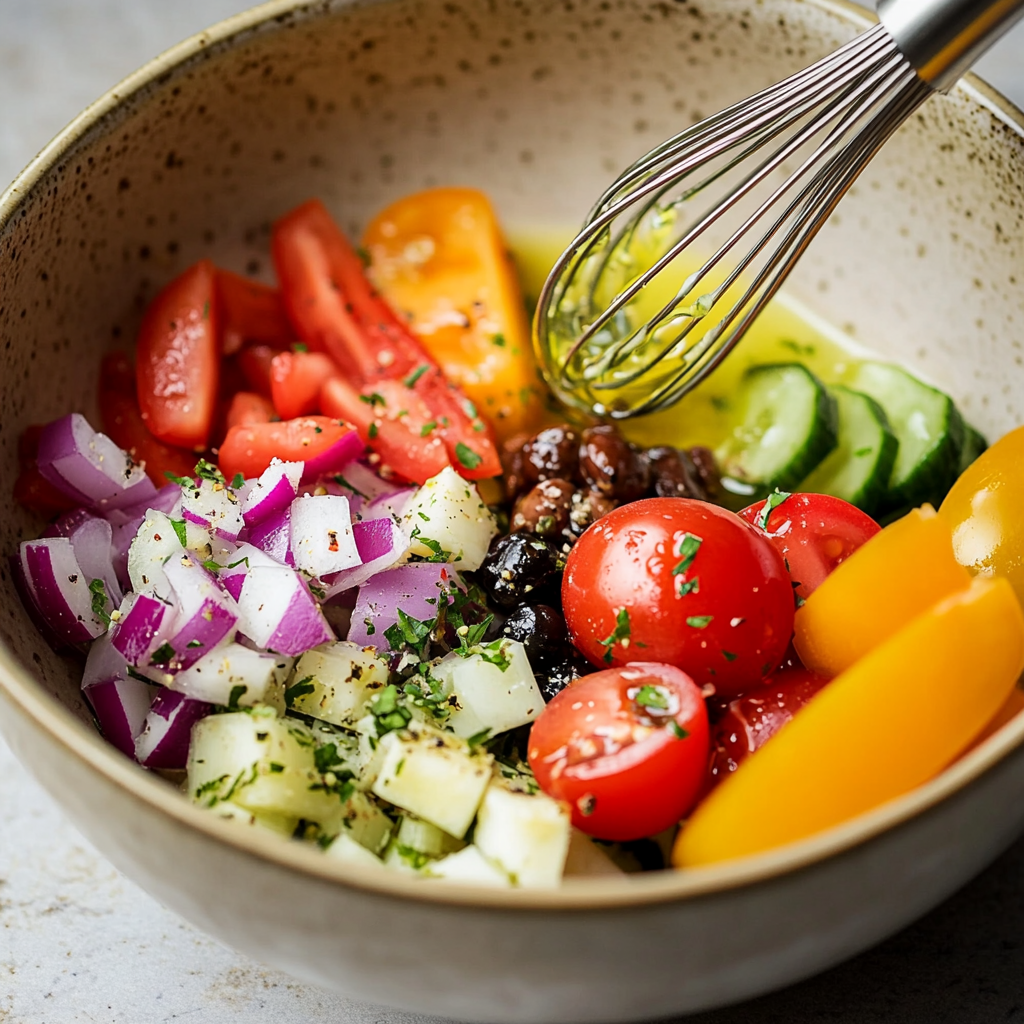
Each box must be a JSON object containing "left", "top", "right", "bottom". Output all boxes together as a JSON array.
[{"left": 878, "top": 0, "right": 1024, "bottom": 91}]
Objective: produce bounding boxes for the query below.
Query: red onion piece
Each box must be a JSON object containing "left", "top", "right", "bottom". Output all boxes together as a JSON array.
[
  {"left": 20, "top": 538, "right": 107, "bottom": 645},
  {"left": 361, "top": 488, "right": 414, "bottom": 523},
  {"left": 162, "top": 558, "right": 239, "bottom": 670},
  {"left": 347, "top": 562, "right": 460, "bottom": 648},
  {"left": 109, "top": 592, "right": 171, "bottom": 665},
  {"left": 181, "top": 478, "right": 244, "bottom": 540},
  {"left": 242, "top": 460, "right": 302, "bottom": 527},
  {"left": 106, "top": 482, "right": 181, "bottom": 527},
  {"left": 127, "top": 509, "right": 186, "bottom": 600},
  {"left": 36, "top": 413, "right": 157, "bottom": 511},
  {"left": 324, "top": 459, "right": 408, "bottom": 518},
  {"left": 47, "top": 511, "right": 123, "bottom": 607},
  {"left": 9, "top": 553, "right": 69, "bottom": 651},
  {"left": 236, "top": 565, "right": 333, "bottom": 655},
  {"left": 322, "top": 518, "right": 408, "bottom": 600},
  {"left": 134, "top": 688, "right": 211, "bottom": 769},
  {"left": 289, "top": 494, "right": 360, "bottom": 577},
  {"left": 82, "top": 633, "right": 155, "bottom": 759},
  {"left": 300, "top": 428, "right": 363, "bottom": 483},
  {"left": 248, "top": 507, "right": 293, "bottom": 565}
]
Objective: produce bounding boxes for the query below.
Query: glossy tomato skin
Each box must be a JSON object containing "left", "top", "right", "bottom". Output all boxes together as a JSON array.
[
  {"left": 528, "top": 663, "right": 710, "bottom": 840},
  {"left": 135, "top": 259, "right": 220, "bottom": 451},
  {"left": 562, "top": 498, "right": 794, "bottom": 700},
  {"left": 217, "top": 416, "right": 354, "bottom": 481},
  {"left": 706, "top": 664, "right": 828, "bottom": 789},
  {"left": 738, "top": 492, "right": 879, "bottom": 602}
]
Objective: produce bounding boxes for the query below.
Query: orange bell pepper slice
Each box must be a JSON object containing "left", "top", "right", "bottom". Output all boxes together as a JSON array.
[{"left": 674, "top": 575, "right": 1024, "bottom": 867}]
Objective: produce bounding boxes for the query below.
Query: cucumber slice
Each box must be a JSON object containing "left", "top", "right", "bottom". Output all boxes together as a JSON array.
[
  {"left": 847, "top": 362, "right": 964, "bottom": 509},
  {"left": 958, "top": 424, "right": 988, "bottom": 475},
  {"left": 715, "top": 363, "right": 838, "bottom": 496},
  {"left": 800, "top": 386, "right": 898, "bottom": 515}
]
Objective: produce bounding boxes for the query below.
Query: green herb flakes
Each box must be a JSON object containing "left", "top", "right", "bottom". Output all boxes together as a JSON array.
[
  {"left": 686, "top": 615, "right": 713, "bottom": 628},
  {"left": 757, "top": 489, "right": 792, "bottom": 531},
  {"left": 599, "top": 607, "right": 632, "bottom": 664},
  {"left": 455, "top": 443, "right": 482, "bottom": 471}
]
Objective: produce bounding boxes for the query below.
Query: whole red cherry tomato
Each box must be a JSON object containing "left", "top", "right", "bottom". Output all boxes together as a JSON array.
[
  {"left": 706, "top": 664, "right": 829, "bottom": 789},
  {"left": 738, "top": 492, "right": 880, "bottom": 602},
  {"left": 562, "top": 498, "right": 794, "bottom": 699},
  {"left": 527, "top": 663, "right": 710, "bottom": 841}
]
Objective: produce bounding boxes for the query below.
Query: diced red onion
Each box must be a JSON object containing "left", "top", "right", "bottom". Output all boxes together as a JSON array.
[
  {"left": 134, "top": 688, "right": 211, "bottom": 770},
  {"left": 324, "top": 460, "right": 408, "bottom": 518},
  {"left": 242, "top": 460, "right": 302, "bottom": 527},
  {"left": 289, "top": 494, "right": 360, "bottom": 577},
  {"left": 170, "top": 642, "right": 284, "bottom": 706},
  {"left": 127, "top": 509, "right": 186, "bottom": 600},
  {"left": 347, "top": 562, "right": 461, "bottom": 648},
  {"left": 36, "top": 413, "right": 157, "bottom": 511},
  {"left": 300, "top": 428, "right": 364, "bottom": 483},
  {"left": 46, "top": 510, "right": 123, "bottom": 607},
  {"left": 361, "top": 488, "right": 413, "bottom": 523},
  {"left": 20, "top": 537, "right": 107, "bottom": 645},
  {"left": 82, "top": 633, "right": 156, "bottom": 759},
  {"left": 162, "top": 557, "right": 239, "bottom": 670},
  {"left": 181, "top": 478, "right": 244, "bottom": 540},
  {"left": 236, "top": 564, "right": 333, "bottom": 655},
  {"left": 106, "top": 483, "right": 181, "bottom": 527},
  {"left": 322, "top": 518, "right": 408, "bottom": 600},
  {"left": 109, "top": 592, "right": 171, "bottom": 665},
  {"left": 9, "top": 553, "right": 69, "bottom": 651},
  {"left": 248, "top": 507, "right": 294, "bottom": 565}
]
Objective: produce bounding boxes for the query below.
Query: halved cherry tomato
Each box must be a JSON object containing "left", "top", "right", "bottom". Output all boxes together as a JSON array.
[
  {"left": 135, "top": 259, "right": 220, "bottom": 450},
  {"left": 270, "top": 350, "right": 339, "bottom": 420},
  {"left": 225, "top": 391, "right": 276, "bottom": 431},
  {"left": 99, "top": 353, "right": 197, "bottom": 485},
  {"left": 528, "top": 663, "right": 709, "bottom": 841},
  {"left": 706, "top": 664, "right": 829, "bottom": 788},
  {"left": 320, "top": 377, "right": 448, "bottom": 484},
  {"left": 236, "top": 344, "right": 284, "bottom": 399},
  {"left": 272, "top": 200, "right": 500, "bottom": 479},
  {"left": 218, "top": 416, "right": 353, "bottom": 481},
  {"left": 215, "top": 268, "right": 295, "bottom": 355},
  {"left": 738, "top": 492, "right": 880, "bottom": 601},
  {"left": 562, "top": 498, "right": 794, "bottom": 700}
]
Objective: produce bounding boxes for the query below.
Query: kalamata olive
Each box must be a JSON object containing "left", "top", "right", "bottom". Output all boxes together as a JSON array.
[
  {"left": 511, "top": 478, "right": 574, "bottom": 536},
  {"left": 688, "top": 445, "right": 722, "bottom": 498},
  {"left": 475, "top": 533, "right": 563, "bottom": 609},
  {"left": 568, "top": 487, "right": 618, "bottom": 536},
  {"left": 579, "top": 424, "right": 650, "bottom": 501},
  {"left": 500, "top": 433, "right": 531, "bottom": 501},
  {"left": 647, "top": 446, "right": 707, "bottom": 500},
  {"left": 500, "top": 603, "right": 570, "bottom": 670},
  {"left": 521, "top": 426, "right": 580, "bottom": 486},
  {"left": 535, "top": 649, "right": 592, "bottom": 702}
]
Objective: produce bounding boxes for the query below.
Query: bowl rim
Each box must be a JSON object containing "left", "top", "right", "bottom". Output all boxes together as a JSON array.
[{"left": 2, "top": 0, "right": 1024, "bottom": 912}]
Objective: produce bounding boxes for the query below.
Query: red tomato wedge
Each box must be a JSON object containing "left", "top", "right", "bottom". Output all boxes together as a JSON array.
[
  {"left": 272, "top": 200, "right": 500, "bottom": 479},
  {"left": 135, "top": 260, "right": 220, "bottom": 450},
  {"left": 528, "top": 663, "right": 710, "bottom": 841},
  {"left": 236, "top": 344, "right": 283, "bottom": 399},
  {"left": 99, "top": 352, "right": 197, "bottom": 485},
  {"left": 270, "top": 350, "right": 339, "bottom": 420},
  {"left": 215, "top": 269, "right": 295, "bottom": 355},
  {"left": 320, "top": 377, "right": 448, "bottom": 484},
  {"left": 226, "top": 391, "right": 276, "bottom": 431},
  {"left": 218, "top": 416, "right": 354, "bottom": 481}
]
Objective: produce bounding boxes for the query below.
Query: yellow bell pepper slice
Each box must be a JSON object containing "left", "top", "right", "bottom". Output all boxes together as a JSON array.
[
  {"left": 674, "top": 575, "right": 1024, "bottom": 867},
  {"left": 794, "top": 506, "right": 971, "bottom": 679},
  {"left": 940, "top": 423, "right": 1024, "bottom": 610},
  {"left": 362, "top": 187, "right": 546, "bottom": 442}
]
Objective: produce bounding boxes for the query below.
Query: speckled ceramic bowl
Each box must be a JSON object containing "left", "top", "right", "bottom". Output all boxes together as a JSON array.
[{"left": 2, "top": 1, "right": 1024, "bottom": 1020}]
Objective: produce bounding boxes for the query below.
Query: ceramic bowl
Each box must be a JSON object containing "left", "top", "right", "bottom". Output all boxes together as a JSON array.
[{"left": 2, "top": 0, "right": 1024, "bottom": 1020}]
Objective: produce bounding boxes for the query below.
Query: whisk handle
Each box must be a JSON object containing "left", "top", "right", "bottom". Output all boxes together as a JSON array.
[{"left": 878, "top": 0, "right": 1024, "bottom": 91}]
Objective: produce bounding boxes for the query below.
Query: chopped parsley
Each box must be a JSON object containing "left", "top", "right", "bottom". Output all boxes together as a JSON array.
[
  {"left": 492, "top": 333, "right": 506, "bottom": 348},
  {"left": 150, "top": 642, "right": 177, "bottom": 667},
  {"left": 292, "top": 342, "right": 309, "bottom": 353},
  {"left": 854, "top": 446, "right": 873, "bottom": 458},
  {"left": 672, "top": 533, "right": 703, "bottom": 576},
  {"left": 370, "top": 684, "right": 413, "bottom": 734},
  {"left": 170, "top": 518, "right": 188, "bottom": 547},
  {"left": 466, "top": 727, "right": 492, "bottom": 748},
  {"left": 164, "top": 471, "right": 195, "bottom": 488},
  {"left": 360, "top": 392, "right": 386, "bottom": 407},
  {"left": 668, "top": 721, "right": 690, "bottom": 740},
  {"left": 598, "top": 607, "right": 631, "bottom": 665},
  {"left": 677, "top": 576, "right": 700, "bottom": 596},
  {"left": 419, "top": 421, "right": 438, "bottom": 437},
  {"left": 333, "top": 474, "right": 368, "bottom": 500},
  {"left": 368, "top": 422, "right": 379, "bottom": 439},
  {"left": 686, "top": 615, "right": 713, "bottom": 628},
  {"left": 383, "top": 609, "right": 434, "bottom": 656},
  {"left": 454, "top": 443, "right": 482, "bottom": 470},
  {"left": 460, "top": 638, "right": 512, "bottom": 672},
  {"left": 722, "top": 650, "right": 738, "bottom": 662},
  {"left": 634, "top": 684, "right": 670, "bottom": 712},
  {"left": 403, "top": 364, "right": 429, "bottom": 388},
  {"left": 194, "top": 458, "right": 226, "bottom": 485},
  {"left": 88, "top": 579, "right": 111, "bottom": 626},
  {"left": 409, "top": 526, "right": 452, "bottom": 563},
  {"left": 227, "top": 684, "right": 247, "bottom": 709},
  {"left": 757, "top": 489, "right": 792, "bottom": 531},
  {"left": 230, "top": 472, "right": 245, "bottom": 490},
  {"left": 284, "top": 676, "right": 316, "bottom": 704}
]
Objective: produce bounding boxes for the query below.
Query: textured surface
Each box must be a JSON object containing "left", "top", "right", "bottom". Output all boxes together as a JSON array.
[{"left": 2, "top": 1, "right": 1024, "bottom": 1022}]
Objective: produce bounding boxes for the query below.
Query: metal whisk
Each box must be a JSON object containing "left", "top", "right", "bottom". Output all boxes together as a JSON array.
[{"left": 534, "top": 0, "right": 1024, "bottom": 419}]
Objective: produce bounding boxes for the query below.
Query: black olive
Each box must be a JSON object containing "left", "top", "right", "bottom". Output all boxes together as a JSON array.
[
  {"left": 500, "top": 603, "right": 569, "bottom": 671},
  {"left": 475, "top": 533, "right": 563, "bottom": 609},
  {"left": 535, "top": 649, "right": 592, "bottom": 702}
]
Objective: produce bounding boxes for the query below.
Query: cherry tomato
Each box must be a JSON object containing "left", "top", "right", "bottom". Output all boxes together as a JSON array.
[
  {"left": 738, "top": 492, "right": 880, "bottom": 602},
  {"left": 706, "top": 664, "right": 829, "bottom": 789},
  {"left": 527, "top": 663, "right": 710, "bottom": 841},
  {"left": 270, "top": 350, "right": 339, "bottom": 420},
  {"left": 236, "top": 343, "right": 284, "bottom": 399},
  {"left": 225, "top": 391, "right": 276, "bottom": 431},
  {"left": 215, "top": 268, "right": 295, "bottom": 355},
  {"left": 135, "top": 260, "right": 220, "bottom": 450},
  {"left": 99, "top": 353, "right": 197, "bottom": 485},
  {"left": 217, "top": 416, "right": 354, "bottom": 481},
  {"left": 562, "top": 498, "right": 794, "bottom": 700}
]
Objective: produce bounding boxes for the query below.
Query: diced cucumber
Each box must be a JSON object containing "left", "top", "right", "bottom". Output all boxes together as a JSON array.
[
  {"left": 203, "top": 800, "right": 298, "bottom": 838},
  {"left": 847, "top": 362, "right": 964, "bottom": 509},
  {"left": 958, "top": 423, "right": 988, "bottom": 475},
  {"left": 428, "top": 845, "right": 512, "bottom": 887},
  {"left": 288, "top": 641, "right": 388, "bottom": 727},
  {"left": 799, "top": 386, "right": 898, "bottom": 515},
  {"left": 396, "top": 815, "right": 465, "bottom": 858},
  {"left": 715, "top": 363, "right": 838, "bottom": 497},
  {"left": 324, "top": 832, "right": 385, "bottom": 868}
]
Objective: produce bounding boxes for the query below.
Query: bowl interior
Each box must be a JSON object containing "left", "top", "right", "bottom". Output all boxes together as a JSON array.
[{"left": 1, "top": 0, "right": 1024, "bottom": 901}]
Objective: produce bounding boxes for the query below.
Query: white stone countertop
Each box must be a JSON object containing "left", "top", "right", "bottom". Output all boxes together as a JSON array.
[{"left": 3, "top": 2, "right": 1024, "bottom": 1022}]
